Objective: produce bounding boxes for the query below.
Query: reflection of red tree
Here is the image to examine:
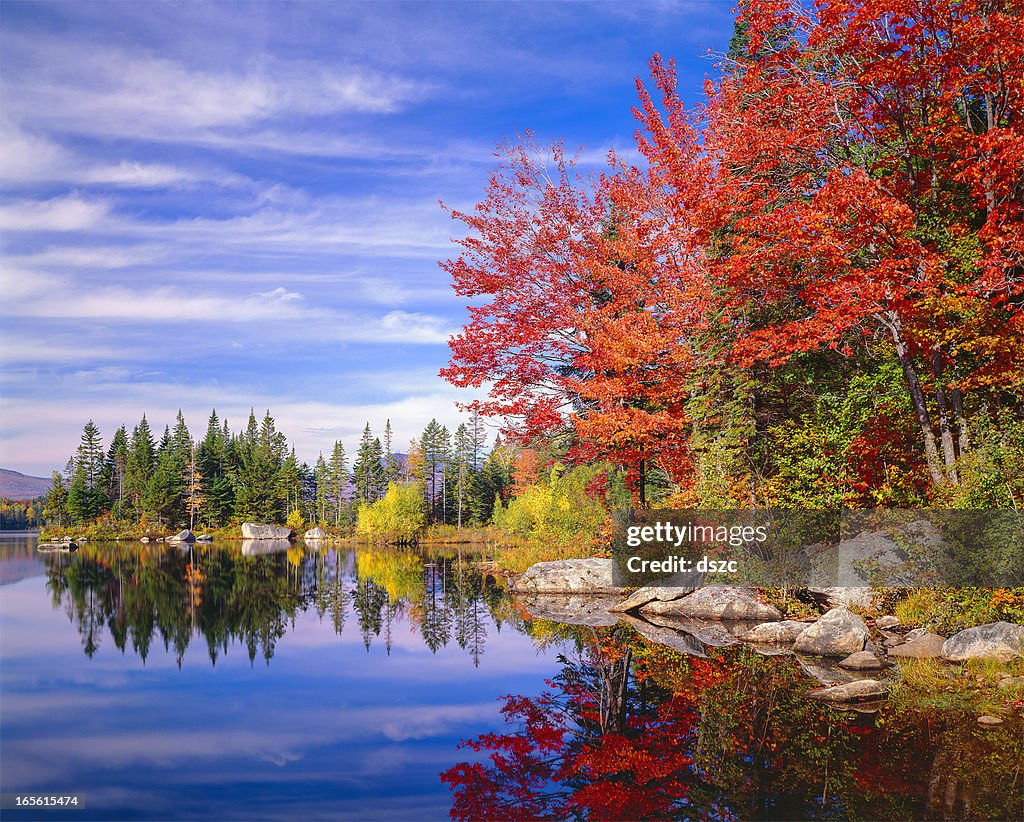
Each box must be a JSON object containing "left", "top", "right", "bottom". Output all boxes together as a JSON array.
[
  {"left": 442, "top": 687, "right": 696, "bottom": 821},
  {"left": 446, "top": 631, "right": 1022, "bottom": 820},
  {"left": 444, "top": 631, "right": 699, "bottom": 820}
]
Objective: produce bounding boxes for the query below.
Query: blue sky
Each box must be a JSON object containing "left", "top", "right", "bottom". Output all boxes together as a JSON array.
[{"left": 0, "top": 1, "right": 736, "bottom": 477}]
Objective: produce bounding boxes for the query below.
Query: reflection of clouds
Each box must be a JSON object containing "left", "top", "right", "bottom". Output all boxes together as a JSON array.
[
  {"left": 6, "top": 701, "right": 502, "bottom": 790},
  {"left": 378, "top": 704, "right": 497, "bottom": 742},
  {"left": 2, "top": 557, "right": 566, "bottom": 814},
  {"left": 260, "top": 750, "right": 305, "bottom": 767}
]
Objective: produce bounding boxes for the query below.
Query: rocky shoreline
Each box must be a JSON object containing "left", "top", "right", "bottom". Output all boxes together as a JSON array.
[{"left": 510, "top": 558, "right": 1024, "bottom": 708}]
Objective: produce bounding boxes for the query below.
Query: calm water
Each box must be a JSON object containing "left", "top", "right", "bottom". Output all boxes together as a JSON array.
[
  {"left": 1, "top": 535, "right": 563, "bottom": 820},
  {"left": 1, "top": 534, "right": 1021, "bottom": 821}
]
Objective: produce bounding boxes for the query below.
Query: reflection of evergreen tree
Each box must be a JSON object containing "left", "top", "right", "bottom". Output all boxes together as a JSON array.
[
  {"left": 42, "top": 543, "right": 516, "bottom": 669},
  {"left": 353, "top": 577, "right": 388, "bottom": 650},
  {"left": 315, "top": 550, "right": 347, "bottom": 636},
  {"left": 420, "top": 562, "right": 452, "bottom": 653},
  {"left": 450, "top": 556, "right": 488, "bottom": 666}
]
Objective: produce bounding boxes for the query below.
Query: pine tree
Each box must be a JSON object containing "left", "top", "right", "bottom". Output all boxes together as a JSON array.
[
  {"left": 67, "top": 421, "right": 106, "bottom": 522},
  {"left": 468, "top": 409, "right": 487, "bottom": 471},
  {"left": 125, "top": 415, "right": 156, "bottom": 514},
  {"left": 198, "top": 410, "right": 233, "bottom": 526},
  {"left": 452, "top": 423, "right": 472, "bottom": 528},
  {"left": 420, "top": 420, "right": 443, "bottom": 522},
  {"left": 327, "top": 440, "right": 348, "bottom": 524},
  {"left": 383, "top": 419, "right": 400, "bottom": 484},
  {"left": 103, "top": 425, "right": 129, "bottom": 516},
  {"left": 352, "top": 424, "right": 384, "bottom": 503},
  {"left": 314, "top": 453, "right": 329, "bottom": 524},
  {"left": 43, "top": 471, "right": 68, "bottom": 528}
]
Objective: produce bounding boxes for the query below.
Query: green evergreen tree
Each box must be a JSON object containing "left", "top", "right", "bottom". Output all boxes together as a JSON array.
[
  {"left": 314, "top": 453, "right": 329, "bottom": 524},
  {"left": 352, "top": 424, "right": 385, "bottom": 503},
  {"left": 452, "top": 423, "right": 472, "bottom": 528},
  {"left": 43, "top": 471, "right": 69, "bottom": 528},
  {"left": 327, "top": 440, "right": 348, "bottom": 524},
  {"left": 67, "top": 421, "right": 106, "bottom": 522},
  {"left": 383, "top": 419, "right": 400, "bottom": 484},
  {"left": 102, "top": 425, "right": 129, "bottom": 516},
  {"left": 198, "top": 410, "right": 233, "bottom": 526},
  {"left": 125, "top": 415, "right": 156, "bottom": 515},
  {"left": 420, "top": 419, "right": 445, "bottom": 523}
]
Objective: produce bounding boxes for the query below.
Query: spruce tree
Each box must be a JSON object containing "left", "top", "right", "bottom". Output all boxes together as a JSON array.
[
  {"left": 314, "top": 453, "right": 329, "bottom": 524},
  {"left": 125, "top": 416, "right": 155, "bottom": 515},
  {"left": 103, "top": 425, "right": 129, "bottom": 516},
  {"left": 327, "top": 440, "right": 348, "bottom": 524},
  {"left": 352, "top": 424, "right": 384, "bottom": 503}
]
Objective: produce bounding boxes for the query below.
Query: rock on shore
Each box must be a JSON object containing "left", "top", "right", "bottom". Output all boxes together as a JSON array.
[
  {"left": 241, "top": 523, "right": 293, "bottom": 540},
  {"left": 793, "top": 608, "right": 869, "bottom": 656},
  {"left": 942, "top": 622, "right": 1024, "bottom": 662},
  {"left": 511, "top": 558, "right": 622, "bottom": 594},
  {"left": 639, "top": 586, "right": 783, "bottom": 621},
  {"left": 808, "top": 679, "right": 887, "bottom": 703}
]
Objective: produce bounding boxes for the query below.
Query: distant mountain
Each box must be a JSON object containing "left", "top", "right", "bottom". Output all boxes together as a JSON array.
[{"left": 0, "top": 469, "right": 52, "bottom": 500}]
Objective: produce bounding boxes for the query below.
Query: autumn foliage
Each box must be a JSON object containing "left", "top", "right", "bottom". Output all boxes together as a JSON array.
[{"left": 442, "top": 0, "right": 1023, "bottom": 507}]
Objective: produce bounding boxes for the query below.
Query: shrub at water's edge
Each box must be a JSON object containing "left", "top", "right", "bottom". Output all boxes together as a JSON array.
[
  {"left": 491, "top": 463, "right": 616, "bottom": 573},
  {"left": 356, "top": 483, "right": 426, "bottom": 544}
]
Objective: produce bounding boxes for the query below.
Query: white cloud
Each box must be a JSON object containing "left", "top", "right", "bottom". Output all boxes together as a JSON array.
[
  {"left": 0, "top": 122, "right": 247, "bottom": 189},
  {"left": 0, "top": 194, "right": 110, "bottom": 232},
  {"left": 4, "top": 245, "right": 169, "bottom": 270},
  {"left": 3, "top": 37, "right": 432, "bottom": 144},
  {"left": 258, "top": 287, "right": 304, "bottom": 303}
]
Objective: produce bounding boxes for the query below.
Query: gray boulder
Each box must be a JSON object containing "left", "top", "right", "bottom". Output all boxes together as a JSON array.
[
  {"left": 609, "top": 576, "right": 702, "bottom": 612},
  {"left": 241, "top": 538, "right": 292, "bottom": 555},
  {"left": 195, "top": 534, "right": 213, "bottom": 543},
  {"left": 807, "top": 587, "right": 877, "bottom": 609},
  {"left": 797, "top": 656, "right": 863, "bottom": 686},
  {"left": 641, "top": 614, "right": 741, "bottom": 647},
  {"left": 736, "top": 620, "right": 808, "bottom": 644},
  {"left": 304, "top": 526, "right": 329, "bottom": 541},
  {"left": 808, "top": 679, "right": 888, "bottom": 703},
  {"left": 942, "top": 622, "right": 1024, "bottom": 662},
  {"left": 889, "top": 633, "right": 946, "bottom": 659},
  {"left": 793, "top": 608, "right": 870, "bottom": 656},
  {"left": 875, "top": 615, "right": 900, "bottom": 630},
  {"left": 617, "top": 614, "right": 707, "bottom": 657},
  {"left": 512, "top": 558, "right": 622, "bottom": 594},
  {"left": 640, "top": 585, "right": 782, "bottom": 621},
  {"left": 520, "top": 594, "right": 619, "bottom": 627},
  {"left": 839, "top": 651, "right": 886, "bottom": 670},
  {"left": 241, "top": 523, "right": 293, "bottom": 540},
  {"left": 167, "top": 529, "right": 195, "bottom": 544}
]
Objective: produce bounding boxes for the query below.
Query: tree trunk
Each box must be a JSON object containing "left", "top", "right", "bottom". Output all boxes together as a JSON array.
[
  {"left": 883, "top": 312, "right": 946, "bottom": 486},
  {"left": 932, "top": 347, "right": 960, "bottom": 485},
  {"left": 950, "top": 387, "right": 971, "bottom": 454}
]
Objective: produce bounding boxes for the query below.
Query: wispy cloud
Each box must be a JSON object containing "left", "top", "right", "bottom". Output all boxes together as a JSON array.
[
  {"left": 2, "top": 36, "right": 433, "bottom": 144},
  {"left": 0, "top": 193, "right": 110, "bottom": 231}
]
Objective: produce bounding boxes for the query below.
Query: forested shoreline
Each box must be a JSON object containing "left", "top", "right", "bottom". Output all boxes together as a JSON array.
[
  {"left": 441, "top": 0, "right": 1023, "bottom": 513},
  {"left": 35, "top": 0, "right": 1024, "bottom": 546},
  {"left": 40, "top": 409, "right": 515, "bottom": 538}
]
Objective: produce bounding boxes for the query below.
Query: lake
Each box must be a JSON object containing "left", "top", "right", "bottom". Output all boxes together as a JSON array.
[{"left": 1, "top": 533, "right": 1021, "bottom": 821}]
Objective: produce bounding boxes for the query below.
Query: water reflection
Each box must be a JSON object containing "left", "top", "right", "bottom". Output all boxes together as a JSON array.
[
  {"left": 443, "top": 625, "right": 1024, "bottom": 821},
  {"left": 39, "top": 541, "right": 507, "bottom": 667},
  {"left": 4, "top": 536, "right": 1022, "bottom": 820}
]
